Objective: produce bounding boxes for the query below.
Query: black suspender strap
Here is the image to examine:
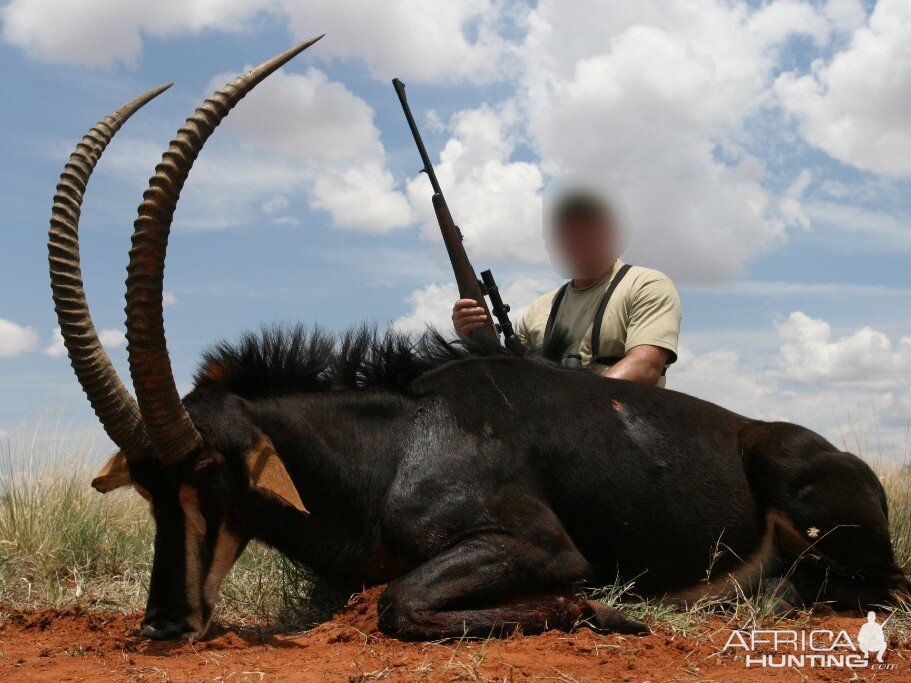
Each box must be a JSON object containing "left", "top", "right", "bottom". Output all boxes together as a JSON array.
[
  {"left": 543, "top": 281, "right": 570, "bottom": 343},
  {"left": 590, "top": 263, "right": 633, "bottom": 359}
]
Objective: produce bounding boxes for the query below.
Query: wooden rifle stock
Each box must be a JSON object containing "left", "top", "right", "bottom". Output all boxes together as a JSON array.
[{"left": 431, "top": 194, "right": 499, "bottom": 341}]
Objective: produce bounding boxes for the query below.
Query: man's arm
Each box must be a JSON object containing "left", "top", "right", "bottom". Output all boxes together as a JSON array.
[
  {"left": 603, "top": 344, "right": 669, "bottom": 385},
  {"left": 602, "top": 273, "right": 681, "bottom": 386}
]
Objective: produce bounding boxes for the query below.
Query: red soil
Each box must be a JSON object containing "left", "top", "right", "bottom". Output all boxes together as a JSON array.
[{"left": 2, "top": 587, "right": 909, "bottom": 681}]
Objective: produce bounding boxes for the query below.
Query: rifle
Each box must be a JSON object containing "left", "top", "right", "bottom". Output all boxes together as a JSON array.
[{"left": 392, "top": 78, "right": 523, "bottom": 355}]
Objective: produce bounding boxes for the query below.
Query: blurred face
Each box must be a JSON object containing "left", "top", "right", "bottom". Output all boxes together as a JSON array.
[{"left": 550, "top": 206, "right": 618, "bottom": 279}]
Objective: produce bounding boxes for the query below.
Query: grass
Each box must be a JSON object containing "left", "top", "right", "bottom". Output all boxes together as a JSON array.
[
  {"left": 0, "top": 428, "right": 344, "bottom": 630},
  {"left": 1, "top": 425, "right": 911, "bottom": 636}
]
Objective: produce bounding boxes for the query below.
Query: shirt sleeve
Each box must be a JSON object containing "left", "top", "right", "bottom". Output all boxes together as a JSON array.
[{"left": 624, "top": 276, "right": 682, "bottom": 363}]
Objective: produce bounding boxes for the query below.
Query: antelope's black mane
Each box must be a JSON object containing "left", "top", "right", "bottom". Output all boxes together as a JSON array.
[{"left": 194, "top": 324, "right": 569, "bottom": 399}]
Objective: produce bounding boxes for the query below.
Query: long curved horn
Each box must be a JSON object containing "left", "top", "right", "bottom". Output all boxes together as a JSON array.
[
  {"left": 49, "top": 84, "right": 171, "bottom": 459},
  {"left": 125, "top": 36, "right": 324, "bottom": 464}
]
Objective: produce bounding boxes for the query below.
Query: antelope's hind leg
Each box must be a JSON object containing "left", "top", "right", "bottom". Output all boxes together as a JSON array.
[{"left": 377, "top": 532, "right": 648, "bottom": 641}]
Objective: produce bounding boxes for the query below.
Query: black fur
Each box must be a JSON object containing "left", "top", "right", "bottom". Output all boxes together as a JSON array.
[
  {"left": 194, "top": 324, "right": 571, "bottom": 398},
  {"left": 134, "top": 322, "right": 907, "bottom": 642}
]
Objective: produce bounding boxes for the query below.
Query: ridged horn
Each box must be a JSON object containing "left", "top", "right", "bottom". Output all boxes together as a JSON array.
[
  {"left": 125, "top": 36, "right": 324, "bottom": 464},
  {"left": 49, "top": 84, "right": 172, "bottom": 459}
]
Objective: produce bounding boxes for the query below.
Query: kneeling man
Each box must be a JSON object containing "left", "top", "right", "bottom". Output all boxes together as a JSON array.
[{"left": 453, "top": 189, "right": 681, "bottom": 387}]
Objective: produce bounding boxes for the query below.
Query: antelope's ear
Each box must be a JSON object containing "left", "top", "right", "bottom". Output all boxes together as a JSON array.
[
  {"left": 245, "top": 436, "right": 308, "bottom": 514},
  {"left": 91, "top": 452, "right": 133, "bottom": 493}
]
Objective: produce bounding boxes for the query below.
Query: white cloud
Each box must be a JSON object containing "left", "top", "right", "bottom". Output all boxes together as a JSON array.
[
  {"left": 98, "top": 328, "right": 126, "bottom": 348},
  {"left": 218, "top": 67, "right": 384, "bottom": 161},
  {"left": 0, "top": 0, "right": 273, "bottom": 66},
  {"left": 672, "top": 313, "right": 911, "bottom": 459},
  {"left": 778, "top": 311, "right": 911, "bottom": 388},
  {"left": 0, "top": 317, "right": 38, "bottom": 358},
  {"left": 392, "top": 282, "right": 458, "bottom": 333},
  {"left": 672, "top": 347, "right": 783, "bottom": 421},
  {"left": 776, "top": 0, "right": 911, "bottom": 176},
  {"left": 802, "top": 200, "right": 911, "bottom": 249},
  {"left": 672, "top": 357, "right": 909, "bottom": 461},
  {"left": 516, "top": 0, "right": 839, "bottom": 283},
  {"left": 44, "top": 326, "right": 125, "bottom": 358},
  {"left": 2, "top": 0, "right": 511, "bottom": 83},
  {"left": 163, "top": 290, "right": 178, "bottom": 308},
  {"left": 310, "top": 161, "right": 412, "bottom": 232},
  {"left": 100, "top": 137, "right": 310, "bottom": 232},
  {"left": 43, "top": 328, "right": 65, "bottom": 358},
  {"left": 406, "top": 104, "right": 545, "bottom": 265},
  {"left": 281, "top": 0, "right": 509, "bottom": 83},
  {"left": 207, "top": 67, "right": 412, "bottom": 232},
  {"left": 392, "top": 271, "right": 558, "bottom": 334}
]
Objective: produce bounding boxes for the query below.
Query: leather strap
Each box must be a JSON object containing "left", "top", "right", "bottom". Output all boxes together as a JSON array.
[
  {"left": 590, "top": 263, "right": 633, "bottom": 358},
  {"left": 543, "top": 282, "right": 571, "bottom": 344}
]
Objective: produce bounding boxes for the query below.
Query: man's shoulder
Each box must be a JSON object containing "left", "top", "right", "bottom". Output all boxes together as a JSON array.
[
  {"left": 521, "top": 285, "right": 566, "bottom": 325},
  {"left": 527, "top": 286, "right": 564, "bottom": 312},
  {"left": 624, "top": 264, "right": 674, "bottom": 285}
]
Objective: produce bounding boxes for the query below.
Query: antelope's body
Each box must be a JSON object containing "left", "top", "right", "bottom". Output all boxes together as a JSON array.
[{"left": 50, "top": 39, "right": 909, "bottom": 641}]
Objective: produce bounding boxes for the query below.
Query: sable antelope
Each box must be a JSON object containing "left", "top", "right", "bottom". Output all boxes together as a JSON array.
[{"left": 50, "top": 38, "right": 909, "bottom": 641}]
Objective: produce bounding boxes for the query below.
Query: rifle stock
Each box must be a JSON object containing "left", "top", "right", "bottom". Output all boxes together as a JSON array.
[{"left": 431, "top": 194, "right": 498, "bottom": 341}]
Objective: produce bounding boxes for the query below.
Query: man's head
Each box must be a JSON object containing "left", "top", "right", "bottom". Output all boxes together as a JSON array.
[{"left": 545, "top": 187, "right": 621, "bottom": 279}]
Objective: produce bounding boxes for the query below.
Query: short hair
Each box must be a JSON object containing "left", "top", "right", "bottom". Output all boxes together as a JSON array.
[{"left": 552, "top": 189, "right": 614, "bottom": 226}]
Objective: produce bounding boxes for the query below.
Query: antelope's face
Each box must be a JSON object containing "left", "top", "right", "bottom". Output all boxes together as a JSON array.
[
  {"left": 51, "top": 38, "right": 320, "bottom": 642},
  {"left": 93, "top": 435, "right": 305, "bottom": 640}
]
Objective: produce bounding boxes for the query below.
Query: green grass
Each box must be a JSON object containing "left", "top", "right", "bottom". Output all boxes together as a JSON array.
[
  {"left": 1, "top": 426, "right": 910, "bottom": 635},
  {"left": 0, "top": 429, "right": 344, "bottom": 630}
]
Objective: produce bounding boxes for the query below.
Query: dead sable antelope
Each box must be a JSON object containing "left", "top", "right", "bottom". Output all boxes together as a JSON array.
[{"left": 50, "top": 38, "right": 909, "bottom": 641}]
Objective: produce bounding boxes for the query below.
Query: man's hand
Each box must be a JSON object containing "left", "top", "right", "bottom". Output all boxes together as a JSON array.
[
  {"left": 604, "top": 345, "right": 668, "bottom": 386},
  {"left": 452, "top": 299, "right": 489, "bottom": 337}
]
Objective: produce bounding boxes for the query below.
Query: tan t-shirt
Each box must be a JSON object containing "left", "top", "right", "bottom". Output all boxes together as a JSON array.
[{"left": 516, "top": 260, "right": 681, "bottom": 385}]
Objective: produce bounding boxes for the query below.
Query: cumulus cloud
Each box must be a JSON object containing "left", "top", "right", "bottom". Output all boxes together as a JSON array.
[
  {"left": 392, "top": 282, "right": 458, "bottom": 334},
  {"left": 98, "top": 328, "right": 126, "bottom": 348},
  {"left": 392, "top": 271, "right": 558, "bottom": 334},
  {"left": 778, "top": 311, "right": 911, "bottom": 388},
  {"left": 672, "top": 347, "right": 783, "bottom": 421},
  {"left": 207, "top": 66, "right": 412, "bottom": 232},
  {"left": 44, "top": 326, "right": 125, "bottom": 358},
  {"left": 310, "top": 162, "right": 412, "bottom": 232},
  {"left": 672, "top": 313, "right": 911, "bottom": 457},
  {"left": 776, "top": 0, "right": 911, "bottom": 176},
  {"left": 100, "top": 138, "right": 311, "bottom": 232},
  {"left": 0, "top": 317, "right": 39, "bottom": 358},
  {"left": 515, "top": 0, "right": 844, "bottom": 283},
  {"left": 0, "top": 0, "right": 272, "bottom": 66},
  {"left": 406, "top": 104, "right": 545, "bottom": 265},
  {"left": 219, "top": 67, "right": 385, "bottom": 162},
  {"left": 281, "top": 0, "right": 510, "bottom": 83},
  {"left": 2, "top": 0, "right": 510, "bottom": 83}
]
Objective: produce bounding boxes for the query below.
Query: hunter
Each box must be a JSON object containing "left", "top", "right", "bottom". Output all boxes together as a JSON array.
[{"left": 452, "top": 189, "right": 681, "bottom": 387}]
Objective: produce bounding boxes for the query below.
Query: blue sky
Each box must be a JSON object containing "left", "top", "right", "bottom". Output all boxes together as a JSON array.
[{"left": 0, "top": 0, "right": 908, "bottom": 459}]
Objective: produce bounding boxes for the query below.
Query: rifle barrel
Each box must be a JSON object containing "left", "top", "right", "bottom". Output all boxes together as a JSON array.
[{"left": 392, "top": 78, "right": 443, "bottom": 196}]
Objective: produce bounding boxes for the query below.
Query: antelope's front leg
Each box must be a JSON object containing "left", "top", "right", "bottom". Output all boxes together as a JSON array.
[{"left": 377, "top": 531, "right": 649, "bottom": 640}]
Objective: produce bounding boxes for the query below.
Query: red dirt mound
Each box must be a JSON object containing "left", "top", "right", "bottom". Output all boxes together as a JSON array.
[{"left": 1, "top": 587, "right": 908, "bottom": 681}]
